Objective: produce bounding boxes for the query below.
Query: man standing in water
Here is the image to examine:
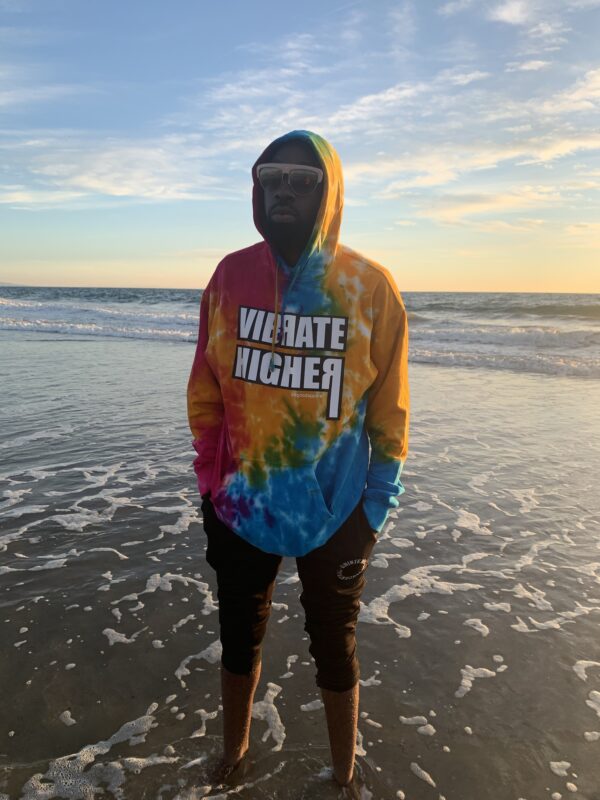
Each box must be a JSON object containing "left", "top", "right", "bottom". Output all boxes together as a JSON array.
[{"left": 187, "top": 130, "right": 409, "bottom": 790}]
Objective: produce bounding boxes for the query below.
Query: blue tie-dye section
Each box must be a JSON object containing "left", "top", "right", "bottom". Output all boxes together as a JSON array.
[
  {"left": 363, "top": 460, "right": 405, "bottom": 532},
  {"left": 219, "top": 397, "right": 371, "bottom": 556},
  {"left": 276, "top": 252, "right": 332, "bottom": 316},
  {"left": 314, "top": 404, "right": 368, "bottom": 510}
]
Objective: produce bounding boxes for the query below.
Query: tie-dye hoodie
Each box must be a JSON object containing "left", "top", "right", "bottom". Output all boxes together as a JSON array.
[{"left": 187, "top": 130, "right": 409, "bottom": 557}]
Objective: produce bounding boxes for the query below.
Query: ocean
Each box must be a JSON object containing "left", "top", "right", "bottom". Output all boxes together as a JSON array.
[
  {"left": 1, "top": 287, "right": 599, "bottom": 799},
  {"left": 1, "top": 287, "right": 599, "bottom": 378}
]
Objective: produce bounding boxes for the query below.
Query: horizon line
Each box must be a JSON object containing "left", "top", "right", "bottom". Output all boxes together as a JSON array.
[{"left": 1, "top": 283, "right": 599, "bottom": 295}]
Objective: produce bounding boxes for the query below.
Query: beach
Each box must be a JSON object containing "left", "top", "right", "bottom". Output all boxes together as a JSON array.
[{"left": 1, "top": 290, "right": 600, "bottom": 799}]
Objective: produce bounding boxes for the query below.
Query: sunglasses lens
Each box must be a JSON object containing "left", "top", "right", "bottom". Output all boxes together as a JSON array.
[
  {"left": 258, "top": 167, "right": 282, "bottom": 191},
  {"left": 289, "top": 169, "right": 320, "bottom": 196}
]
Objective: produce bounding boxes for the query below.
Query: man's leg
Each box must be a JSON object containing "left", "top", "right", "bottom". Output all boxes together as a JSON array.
[
  {"left": 201, "top": 495, "right": 281, "bottom": 767},
  {"left": 297, "top": 498, "right": 377, "bottom": 786},
  {"left": 321, "top": 683, "right": 359, "bottom": 786},
  {"left": 221, "top": 662, "right": 262, "bottom": 765}
]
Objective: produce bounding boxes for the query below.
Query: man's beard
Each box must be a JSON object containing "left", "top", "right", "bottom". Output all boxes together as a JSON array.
[{"left": 264, "top": 216, "right": 313, "bottom": 258}]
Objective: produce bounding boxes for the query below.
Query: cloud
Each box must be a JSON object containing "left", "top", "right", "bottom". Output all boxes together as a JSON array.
[
  {"left": 488, "top": 1, "right": 532, "bottom": 25},
  {"left": 438, "top": 0, "right": 475, "bottom": 15},
  {"left": 436, "top": 67, "right": 491, "bottom": 85},
  {"left": 339, "top": 9, "right": 366, "bottom": 45},
  {"left": 0, "top": 82, "right": 85, "bottom": 108},
  {"left": 565, "top": 222, "right": 600, "bottom": 234},
  {"left": 0, "top": 61, "right": 94, "bottom": 109},
  {"left": 564, "top": 221, "right": 600, "bottom": 248},
  {"left": 565, "top": 0, "right": 600, "bottom": 7},
  {"left": 506, "top": 60, "right": 551, "bottom": 71},
  {"left": 516, "top": 132, "right": 600, "bottom": 162},
  {"left": 0, "top": 186, "right": 86, "bottom": 207},
  {"left": 505, "top": 123, "right": 533, "bottom": 132},
  {"left": 344, "top": 129, "right": 600, "bottom": 199},
  {"left": 389, "top": 2, "right": 417, "bottom": 45},
  {"left": 205, "top": 69, "right": 302, "bottom": 103},
  {"left": 31, "top": 141, "right": 225, "bottom": 201},
  {"left": 236, "top": 32, "right": 323, "bottom": 70},
  {"left": 325, "top": 81, "right": 428, "bottom": 130},
  {"left": 540, "top": 68, "right": 600, "bottom": 113},
  {"left": 0, "top": 132, "right": 243, "bottom": 207},
  {"left": 416, "top": 186, "right": 560, "bottom": 223},
  {"left": 482, "top": 68, "right": 600, "bottom": 123},
  {"left": 433, "top": 36, "right": 482, "bottom": 63},
  {"left": 526, "top": 19, "right": 571, "bottom": 49},
  {"left": 320, "top": 66, "right": 490, "bottom": 136},
  {"left": 486, "top": 2, "right": 572, "bottom": 49},
  {"left": 2, "top": 3, "right": 597, "bottom": 219},
  {"left": 476, "top": 217, "right": 546, "bottom": 232}
]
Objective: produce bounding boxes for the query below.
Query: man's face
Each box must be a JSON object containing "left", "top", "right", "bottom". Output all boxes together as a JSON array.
[{"left": 262, "top": 140, "right": 324, "bottom": 241}]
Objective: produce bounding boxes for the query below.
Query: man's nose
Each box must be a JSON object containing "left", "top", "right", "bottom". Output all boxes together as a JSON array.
[{"left": 275, "top": 175, "right": 294, "bottom": 199}]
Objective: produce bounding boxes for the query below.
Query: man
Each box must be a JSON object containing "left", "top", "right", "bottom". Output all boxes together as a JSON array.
[{"left": 187, "top": 130, "right": 409, "bottom": 789}]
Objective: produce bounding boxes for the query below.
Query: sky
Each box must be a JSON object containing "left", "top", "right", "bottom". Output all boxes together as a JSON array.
[{"left": 0, "top": 0, "right": 599, "bottom": 292}]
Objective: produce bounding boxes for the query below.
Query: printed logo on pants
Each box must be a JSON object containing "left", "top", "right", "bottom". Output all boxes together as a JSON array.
[{"left": 336, "top": 558, "right": 368, "bottom": 581}]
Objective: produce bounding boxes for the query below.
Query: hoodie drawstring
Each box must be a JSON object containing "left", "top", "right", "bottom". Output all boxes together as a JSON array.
[
  {"left": 269, "top": 256, "right": 310, "bottom": 373},
  {"left": 269, "top": 262, "right": 279, "bottom": 373}
]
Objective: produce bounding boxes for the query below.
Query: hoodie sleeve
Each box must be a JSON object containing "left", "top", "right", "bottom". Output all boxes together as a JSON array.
[
  {"left": 186, "top": 278, "right": 224, "bottom": 498},
  {"left": 362, "top": 273, "right": 410, "bottom": 533}
]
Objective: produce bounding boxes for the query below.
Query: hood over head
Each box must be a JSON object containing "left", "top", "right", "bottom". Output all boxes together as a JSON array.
[{"left": 252, "top": 129, "right": 344, "bottom": 272}]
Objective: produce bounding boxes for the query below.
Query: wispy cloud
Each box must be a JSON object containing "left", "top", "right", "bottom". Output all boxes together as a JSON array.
[
  {"left": 481, "top": 68, "right": 600, "bottom": 123},
  {"left": 439, "top": 0, "right": 475, "bottom": 15},
  {"left": 564, "top": 221, "right": 600, "bottom": 248},
  {"left": 0, "top": 129, "right": 243, "bottom": 207},
  {"left": 326, "top": 81, "right": 427, "bottom": 130},
  {"left": 416, "top": 186, "right": 560, "bottom": 224},
  {"left": 525, "top": 19, "right": 570, "bottom": 48},
  {"left": 488, "top": 1, "right": 532, "bottom": 25},
  {"left": 436, "top": 67, "right": 491, "bottom": 85},
  {"left": 0, "top": 185, "right": 85, "bottom": 207},
  {"left": 0, "top": 61, "right": 94, "bottom": 109},
  {"left": 345, "top": 130, "right": 600, "bottom": 197},
  {"left": 2, "top": 0, "right": 598, "bottom": 226},
  {"left": 565, "top": 0, "right": 600, "bottom": 8},
  {"left": 539, "top": 68, "right": 600, "bottom": 114},
  {"left": 484, "top": 1, "right": 576, "bottom": 50},
  {"left": 389, "top": 1, "right": 417, "bottom": 43},
  {"left": 506, "top": 59, "right": 551, "bottom": 71},
  {"left": 476, "top": 217, "right": 546, "bottom": 232},
  {"left": 31, "top": 140, "right": 226, "bottom": 201},
  {"left": 339, "top": 9, "right": 366, "bottom": 45},
  {"left": 0, "top": 82, "right": 86, "bottom": 108}
]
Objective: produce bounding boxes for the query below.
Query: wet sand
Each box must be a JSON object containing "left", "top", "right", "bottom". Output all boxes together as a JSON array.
[{"left": 1, "top": 330, "right": 599, "bottom": 799}]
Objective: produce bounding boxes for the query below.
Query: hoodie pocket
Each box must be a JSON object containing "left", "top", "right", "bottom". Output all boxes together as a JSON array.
[
  {"left": 300, "top": 464, "right": 335, "bottom": 520},
  {"left": 208, "top": 423, "right": 236, "bottom": 499}
]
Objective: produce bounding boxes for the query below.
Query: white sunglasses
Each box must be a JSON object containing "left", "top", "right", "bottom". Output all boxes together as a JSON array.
[{"left": 257, "top": 163, "right": 324, "bottom": 196}]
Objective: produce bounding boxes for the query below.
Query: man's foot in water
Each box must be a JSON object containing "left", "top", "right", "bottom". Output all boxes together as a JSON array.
[
  {"left": 201, "top": 751, "right": 250, "bottom": 786},
  {"left": 335, "top": 758, "right": 377, "bottom": 799}
]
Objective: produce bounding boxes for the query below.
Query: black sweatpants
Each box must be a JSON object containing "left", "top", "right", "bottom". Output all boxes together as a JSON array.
[{"left": 200, "top": 494, "right": 377, "bottom": 693}]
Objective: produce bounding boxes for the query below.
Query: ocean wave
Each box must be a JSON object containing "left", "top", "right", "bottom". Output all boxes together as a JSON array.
[
  {"left": 2, "top": 287, "right": 599, "bottom": 378},
  {"left": 405, "top": 295, "right": 600, "bottom": 321},
  {"left": 410, "top": 323, "right": 600, "bottom": 350},
  {"left": 410, "top": 347, "right": 600, "bottom": 378},
  {"left": 0, "top": 297, "right": 46, "bottom": 309},
  {"left": 0, "top": 319, "right": 195, "bottom": 341}
]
